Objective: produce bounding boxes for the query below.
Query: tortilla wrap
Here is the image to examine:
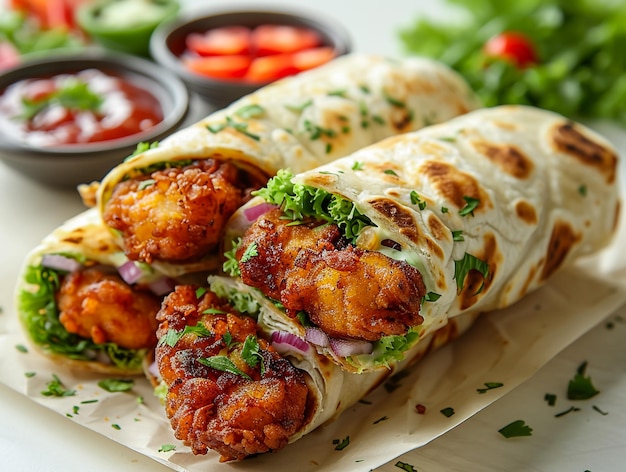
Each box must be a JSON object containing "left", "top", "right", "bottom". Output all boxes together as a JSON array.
[
  {"left": 228, "top": 104, "right": 620, "bottom": 373},
  {"left": 96, "top": 54, "right": 480, "bottom": 277},
  {"left": 15, "top": 209, "right": 195, "bottom": 375}
]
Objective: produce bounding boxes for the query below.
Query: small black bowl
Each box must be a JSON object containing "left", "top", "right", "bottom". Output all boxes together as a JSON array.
[
  {"left": 150, "top": 7, "right": 352, "bottom": 109},
  {"left": 0, "top": 51, "right": 190, "bottom": 187}
]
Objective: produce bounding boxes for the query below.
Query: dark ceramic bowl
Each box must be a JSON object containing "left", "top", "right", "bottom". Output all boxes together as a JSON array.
[
  {"left": 0, "top": 51, "right": 189, "bottom": 187},
  {"left": 150, "top": 7, "right": 352, "bottom": 109}
]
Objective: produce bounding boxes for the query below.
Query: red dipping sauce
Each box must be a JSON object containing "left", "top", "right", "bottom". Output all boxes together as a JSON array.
[{"left": 0, "top": 69, "right": 163, "bottom": 147}]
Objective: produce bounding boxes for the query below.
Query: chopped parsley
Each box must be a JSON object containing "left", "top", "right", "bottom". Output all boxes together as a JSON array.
[
  {"left": 544, "top": 393, "right": 557, "bottom": 406},
  {"left": 24, "top": 372, "right": 36, "bottom": 378},
  {"left": 459, "top": 196, "right": 480, "bottom": 216},
  {"left": 198, "top": 356, "right": 251, "bottom": 380},
  {"left": 111, "top": 423, "right": 121, "bottom": 430},
  {"left": 159, "top": 444, "right": 177, "bottom": 453},
  {"left": 15, "top": 344, "right": 28, "bottom": 353},
  {"left": 454, "top": 253, "right": 490, "bottom": 294},
  {"left": 333, "top": 436, "right": 350, "bottom": 450},
  {"left": 498, "top": 420, "right": 533, "bottom": 438},
  {"left": 410, "top": 190, "right": 426, "bottom": 210},
  {"left": 423, "top": 291, "right": 441, "bottom": 302},
  {"left": 592, "top": 405, "right": 608, "bottom": 415},
  {"left": 239, "top": 241, "right": 259, "bottom": 263},
  {"left": 395, "top": 461, "right": 418, "bottom": 472},
  {"left": 241, "top": 335, "right": 264, "bottom": 373},
  {"left": 440, "top": 407, "right": 455, "bottom": 417},
  {"left": 41, "top": 374, "right": 76, "bottom": 397},
  {"left": 555, "top": 406, "right": 580, "bottom": 417},
  {"left": 476, "top": 382, "right": 503, "bottom": 394},
  {"left": 21, "top": 79, "right": 103, "bottom": 121},
  {"left": 451, "top": 230, "right": 464, "bottom": 241},
  {"left": 97, "top": 378, "right": 134, "bottom": 393},
  {"left": 352, "top": 161, "right": 364, "bottom": 171},
  {"left": 161, "top": 323, "right": 213, "bottom": 348},
  {"left": 567, "top": 361, "right": 600, "bottom": 400},
  {"left": 384, "top": 169, "right": 399, "bottom": 176}
]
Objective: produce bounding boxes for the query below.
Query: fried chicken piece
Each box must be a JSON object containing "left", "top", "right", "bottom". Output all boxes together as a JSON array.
[
  {"left": 56, "top": 267, "right": 161, "bottom": 350},
  {"left": 237, "top": 209, "right": 426, "bottom": 341},
  {"left": 156, "top": 285, "right": 313, "bottom": 462},
  {"left": 102, "top": 159, "right": 265, "bottom": 264}
]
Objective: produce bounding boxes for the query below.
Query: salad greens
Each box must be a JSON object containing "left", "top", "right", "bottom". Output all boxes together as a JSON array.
[
  {"left": 18, "top": 261, "right": 145, "bottom": 370},
  {"left": 400, "top": 0, "right": 626, "bottom": 125}
]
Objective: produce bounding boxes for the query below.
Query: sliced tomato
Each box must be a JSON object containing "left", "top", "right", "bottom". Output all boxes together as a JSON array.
[
  {"left": 185, "top": 26, "right": 252, "bottom": 57},
  {"left": 251, "top": 24, "right": 322, "bottom": 55},
  {"left": 292, "top": 46, "right": 335, "bottom": 71},
  {"left": 183, "top": 55, "right": 252, "bottom": 80},
  {"left": 245, "top": 54, "right": 300, "bottom": 83}
]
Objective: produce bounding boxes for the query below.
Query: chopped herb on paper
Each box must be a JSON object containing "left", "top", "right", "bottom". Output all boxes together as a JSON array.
[
  {"left": 567, "top": 361, "right": 600, "bottom": 400},
  {"left": 15, "top": 344, "right": 28, "bottom": 353},
  {"left": 555, "top": 406, "right": 580, "bottom": 417},
  {"left": 476, "top": 382, "right": 503, "bottom": 394},
  {"left": 41, "top": 374, "right": 76, "bottom": 397},
  {"left": 544, "top": 393, "right": 557, "bottom": 406},
  {"left": 373, "top": 416, "right": 389, "bottom": 424},
  {"left": 395, "top": 461, "right": 418, "bottom": 472},
  {"left": 98, "top": 378, "right": 134, "bottom": 393},
  {"left": 498, "top": 420, "right": 533, "bottom": 438},
  {"left": 159, "top": 444, "right": 177, "bottom": 453},
  {"left": 198, "top": 356, "right": 251, "bottom": 380},
  {"left": 440, "top": 407, "right": 455, "bottom": 417},
  {"left": 333, "top": 436, "right": 350, "bottom": 450},
  {"left": 592, "top": 405, "right": 609, "bottom": 415}
]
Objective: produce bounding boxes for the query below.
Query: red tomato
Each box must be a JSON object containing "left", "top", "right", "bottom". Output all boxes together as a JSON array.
[
  {"left": 245, "top": 54, "right": 300, "bottom": 83},
  {"left": 184, "top": 55, "right": 252, "bottom": 80},
  {"left": 251, "top": 24, "right": 322, "bottom": 55},
  {"left": 292, "top": 46, "right": 335, "bottom": 71},
  {"left": 483, "top": 31, "right": 538, "bottom": 68},
  {"left": 185, "top": 26, "right": 252, "bottom": 56}
]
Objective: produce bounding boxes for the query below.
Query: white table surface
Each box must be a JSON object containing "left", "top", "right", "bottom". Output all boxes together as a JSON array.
[{"left": 2, "top": 1, "right": 626, "bottom": 471}]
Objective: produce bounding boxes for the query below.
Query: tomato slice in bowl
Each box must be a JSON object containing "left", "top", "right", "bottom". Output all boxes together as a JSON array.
[
  {"left": 186, "top": 26, "right": 252, "bottom": 56},
  {"left": 245, "top": 53, "right": 300, "bottom": 83},
  {"left": 251, "top": 24, "right": 322, "bottom": 55},
  {"left": 292, "top": 46, "right": 336, "bottom": 71},
  {"left": 183, "top": 55, "right": 252, "bottom": 80}
]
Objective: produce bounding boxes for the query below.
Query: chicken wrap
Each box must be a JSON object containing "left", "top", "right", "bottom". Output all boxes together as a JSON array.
[
  {"left": 95, "top": 54, "right": 479, "bottom": 277},
  {"left": 153, "top": 275, "right": 478, "bottom": 462},
  {"left": 224, "top": 104, "right": 620, "bottom": 373},
  {"left": 15, "top": 209, "right": 193, "bottom": 375}
]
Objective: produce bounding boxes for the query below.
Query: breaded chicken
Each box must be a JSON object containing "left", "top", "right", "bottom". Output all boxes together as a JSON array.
[
  {"left": 237, "top": 209, "right": 426, "bottom": 341},
  {"left": 156, "top": 285, "right": 313, "bottom": 462},
  {"left": 56, "top": 267, "right": 161, "bottom": 350},
  {"left": 102, "top": 159, "right": 265, "bottom": 264}
]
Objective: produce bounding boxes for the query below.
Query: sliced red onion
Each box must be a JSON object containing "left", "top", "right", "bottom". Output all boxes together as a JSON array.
[
  {"left": 329, "top": 337, "right": 373, "bottom": 357},
  {"left": 41, "top": 254, "right": 83, "bottom": 273},
  {"left": 305, "top": 327, "right": 330, "bottom": 348},
  {"left": 149, "top": 276, "right": 176, "bottom": 296},
  {"left": 148, "top": 359, "right": 161, "bottom": 380},
  {"left": 243, "top": 202, "right": 277, "bottom": 222},
  {"left": 117, "top": 260, "right": 144, "bottom": 284},
  {"left": 271, "top": 330, "right": 310, "bottom": 354}
]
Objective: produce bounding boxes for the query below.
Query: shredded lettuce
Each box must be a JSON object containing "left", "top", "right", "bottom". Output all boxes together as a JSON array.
[
  {"left": 253, "top": 169, "right": 373, "bottom": 243},
  {"left": 18, "top": 261, "right": 144, "bottom": 371},
  {"left": 209, "top": 279, "right": 261, "bottom": 318},
  {"left": 349, "top": 328, "right": 422, "bottom": 371}
]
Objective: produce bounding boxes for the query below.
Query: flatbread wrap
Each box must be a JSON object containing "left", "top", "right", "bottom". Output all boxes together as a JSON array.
[
  {"left": 95, "top": 54, "right": 480, "bottom": 277},
  {"left": 225, "top": 104, "right": 620, "bottom": 373},
  {"left": 15, "top": 209, "right": 194, "bottom": 375},
  {"left": 153, "top": 275, "right": 478, "bottom": 462}
]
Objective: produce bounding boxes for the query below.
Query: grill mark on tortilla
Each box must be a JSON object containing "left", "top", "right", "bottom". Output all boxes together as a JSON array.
[
  {"left": 550, "top": 121, "right": 617, "bottom": 184},
  {"left": 419, "top": 160, "right": 492, "bottom": 212},
  {"left": 367, "top": 197, "right": 422, "bottom": 245},
  {"left": 515, "top": 200, "right": 538, "bottom": 225},
  {"left": 472, "top": 141, "right": 534, "bottom": 179},
  {"left": 541, "top": 220, "right": 581, "bottom": 281}
]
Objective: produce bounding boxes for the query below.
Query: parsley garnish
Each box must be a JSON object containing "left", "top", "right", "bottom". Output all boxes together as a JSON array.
[
  {"left": 383, "top": 91, "right": 406, "bottom": 108},
  {"left": 451, "top": 230, "right": 464, "bottom": 241},
  {"left": 423, "top": 291, "right": 441, "bottom": 302},
  {"left": 162, "top": 323, "right": 213, "bottom": 347},
  {"left": 384, "top": 169, "right": 398, "bottom": 176},
  {"left": 195, "top": 287, "right": 207, "bottom": 298},
  {"left": 111, "top": 423, "right": 121, "bottom": 430},
  {"left": 21, "top": 79, "right": 103, "bottom": 121},
  {"left": 159, "top": 444, "right": 177, "bottom": 453},
  {"left": 15, "top": 344, "right": 28, "bottom": 353},
  {"left": 410, "top": 190, "right": 426, "bottom": 210},
  {"left": 454, "top": 253, "right": 490, "bottom": 294},
  {"left": 41, "top": 374, "right": 76, "bottom": 397},
  {"left": 567, "top": 361, "right": 600, "bottom": 400},
  {"left": 476, "top": 382, "right": 503, "bottom": 394},
  {"left": 333, "top": 436, "right": 350, "bottom": 450},
  {"left": 352, "top": 161, "right": 364, "bottom": 171},
  {"left": 395, "top": 461, "right": 418, "bottom": 472},
  {"left": 555, "top": 406, "right": 580, "bottom": 417},
  {"left": 544, "top": 393, "right": 557, "bottom": 406},
  {"left": 239, "top": 241, "right": 259, "bottom": 263},
  {"left": 198, "top": 356, "right": 252, "bottom": 380},
  {"left": 440, "top": 407, "right": 455, "bottom": 417},
  {"left": 592, "top": 405, "right": 608, "bottom": 415},
  {"left": 98, "top": 378, "right": 134, "bottom": 393},
  {"left": 241, "top": 335, "right": 264, "bottom": 373},
  {"left": 498, "top": 420, "right": 533, "bottom": 438},
  {"left": 459, "top": 196, "right": 480, "bottom": 216}
]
